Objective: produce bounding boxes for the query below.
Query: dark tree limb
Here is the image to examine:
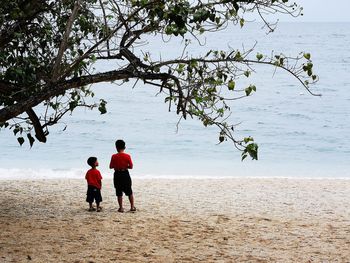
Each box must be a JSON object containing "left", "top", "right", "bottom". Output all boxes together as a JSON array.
[
  {"left": 0, "top": 67, "right": 176, "bottom": 123},
  {"left": 26, "top": 108, "right": 47, "bottom": 142}
]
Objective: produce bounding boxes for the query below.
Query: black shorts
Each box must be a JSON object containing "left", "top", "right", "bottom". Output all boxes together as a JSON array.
[
  {"left": 114, "top": 170, "right": 133, "bottom": 197},
  {"left": 86, "top": 185, "right": 102, "bottom": 203}
]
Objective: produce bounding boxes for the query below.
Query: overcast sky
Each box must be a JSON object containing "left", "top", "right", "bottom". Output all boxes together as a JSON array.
[{"left": 278, "top": 0, "right": 350, "bottom": 22}]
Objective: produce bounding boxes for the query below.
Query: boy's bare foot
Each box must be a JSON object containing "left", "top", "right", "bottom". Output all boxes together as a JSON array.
[
  {"left": 97, "top": 207, "right": 102, "bottom": 212},
  {"left": 88, "top": 207, "right": 96, "bottom": 212},
  {"left": 118, "top": 208, "right": 125, "bottom": 213},
  {"left": 130, "top": 207, "right": 136, "bottom": 212}
]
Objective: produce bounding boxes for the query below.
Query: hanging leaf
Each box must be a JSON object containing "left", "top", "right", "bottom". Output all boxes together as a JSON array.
[
  {"left": 303, "top": 53, "right": 311, "bottom": 60},
  {"left": 27, "top": 133, "right": 35, "bottom": 147},
  {"left": 98, "top": 99, "right": 107, "bottom": 114},
  {"left": 240, "top": 18, "right": 245, "bottom": 28},
  {"left": 228, "top": 80, "right": 235, "bottom": 90},
  {"left": 17, "top": 137, "right": 25, "bottom": 146}
]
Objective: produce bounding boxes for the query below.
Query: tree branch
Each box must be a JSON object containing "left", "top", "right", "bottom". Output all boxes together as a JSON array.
[
  {"left": 0, "top": 67, "right": 176, "bottom": 123},
  {"left": 152, "top": 57, "right": 321, "bottom": 96},
  {"left": 26, "top": 108, "right": 47, "bottom": 142},
  {"left": 51, "top": 0, "right": 81, "bottom": 80}
]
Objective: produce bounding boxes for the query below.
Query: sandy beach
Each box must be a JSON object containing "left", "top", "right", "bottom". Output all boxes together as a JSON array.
[{"left": 1, "top": 178, "right": 349, "bottom": 262}]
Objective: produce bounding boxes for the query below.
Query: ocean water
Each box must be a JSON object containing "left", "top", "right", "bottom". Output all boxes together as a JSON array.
[{"left": 1, "top": 22, "right": 349, "bottom": 179}]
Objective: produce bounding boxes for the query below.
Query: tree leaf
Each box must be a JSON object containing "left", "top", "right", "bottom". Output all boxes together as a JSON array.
[
  {"left": 98, "top": 99, "right": 107, "bottom": 114},
  {"left": 303, "top": 53, "right": 311, "bottom": 60},
  {"left": 256, "top": 53, "right": 263, "bottom": 61},
  {"left": 240, "top": 18, "right": 245, "bottom": 28},
  {"left": 228, "top": 80, "right": 235, "bottom": 90},
  {"left": 246, "top": 143, "right": 258, "bottom": 160},
  {"left": 17, "top": 137, "right": 25, "bottom": 146},
  {"left": 245, "top": 87, "right": 252, "bottom": 96},
  {"left": 27, "top": 133, "right": 35, "bottom": 148}
]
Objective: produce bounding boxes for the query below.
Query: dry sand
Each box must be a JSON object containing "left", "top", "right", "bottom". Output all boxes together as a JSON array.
[{"left": 0, "top": 178, "right": 349, "bottom": 263}]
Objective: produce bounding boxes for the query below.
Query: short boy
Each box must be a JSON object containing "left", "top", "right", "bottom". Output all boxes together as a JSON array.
[
  {"left": 85, "top": 157, "right": 103, "bottom": 212},
  {"left": 109, "top": 140, "right": 136, "bottom": 212}
]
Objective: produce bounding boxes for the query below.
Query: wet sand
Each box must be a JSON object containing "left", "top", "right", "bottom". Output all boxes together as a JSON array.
[{"left": 1, "top": 178, "right": 350, "bottom": 262}]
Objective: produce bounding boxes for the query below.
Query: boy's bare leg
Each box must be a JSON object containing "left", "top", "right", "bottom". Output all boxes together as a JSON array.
[
  {"left": 117, "top": 196, "right": 124, "bottom": 212},
  {"left": 88, "top": 202, "right": 95, "bottom": 211},
  {"left": 129, "top": 194, "right": 136, "bottom": 211}
]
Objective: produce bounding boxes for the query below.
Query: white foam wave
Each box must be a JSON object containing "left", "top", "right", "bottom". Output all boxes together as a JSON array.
[
  {"left": 0, "top": 168, "right": 85, "bottom": 180},
  {"left": 1, "top": 168, "right": 349, "bottom": 181}
]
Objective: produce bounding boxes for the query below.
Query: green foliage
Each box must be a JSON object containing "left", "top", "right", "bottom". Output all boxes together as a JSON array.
[
  {"left": 228, "top": 80, "right": 235, "bottom": 91},
  {"left": 256, "top": 53, "right": 263, "bottom": 61},
  {"left": 245, "top": 85, "right": 257, "bottom": 96},
  {"left": 240, "top": 18, "right": 245, "bottom": 28},
  {"left": 242, "top": 142, "right": 258, "bottom": 161},
  {"left": 303, "top": 53, "right": 311, "bottom": 60}
]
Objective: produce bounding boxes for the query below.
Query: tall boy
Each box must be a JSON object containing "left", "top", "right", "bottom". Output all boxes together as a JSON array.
[
  {"left": 85, "top": 157, "right": 103, "bottom": 212},
  {"left": 109, "top": 139, "right": 136, "bottom": 212}
]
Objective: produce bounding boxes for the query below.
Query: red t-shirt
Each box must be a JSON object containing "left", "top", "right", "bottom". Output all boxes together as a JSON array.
[
  {"left": 109, "top": 152, "right": 133, "bottom": 170},
  {"left": 85, "top": 168, "right": 102, "bottom": 189}
]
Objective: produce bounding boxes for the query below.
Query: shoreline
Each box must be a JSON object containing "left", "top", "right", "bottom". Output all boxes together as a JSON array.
[
  {"left": 1, "top": 162, "right": 349, "bottom": 180},
  {"left": 1, "top": 177, "right": 350, "bottom": 182},
  {"left": 1, "top": 178, "right": 350, "bottom": 262}
]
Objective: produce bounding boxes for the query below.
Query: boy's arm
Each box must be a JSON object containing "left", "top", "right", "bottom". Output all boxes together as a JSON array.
[
  {"left": 128, "top": 156, "right": 133, "bottom": 169},
  {"left": 109, "top": 156, "right": 114, "bottom": 169},
  {"left": 98, "top": 170, "right": 102, "bottom": 184}
]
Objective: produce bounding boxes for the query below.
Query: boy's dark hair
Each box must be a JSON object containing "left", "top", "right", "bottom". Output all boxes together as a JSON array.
[
  {"left": 87, "top": 157, "right": 97, "bottom": 167},
  {"left": 115, "top": 139, "right": 126, "bottom": 151}
]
